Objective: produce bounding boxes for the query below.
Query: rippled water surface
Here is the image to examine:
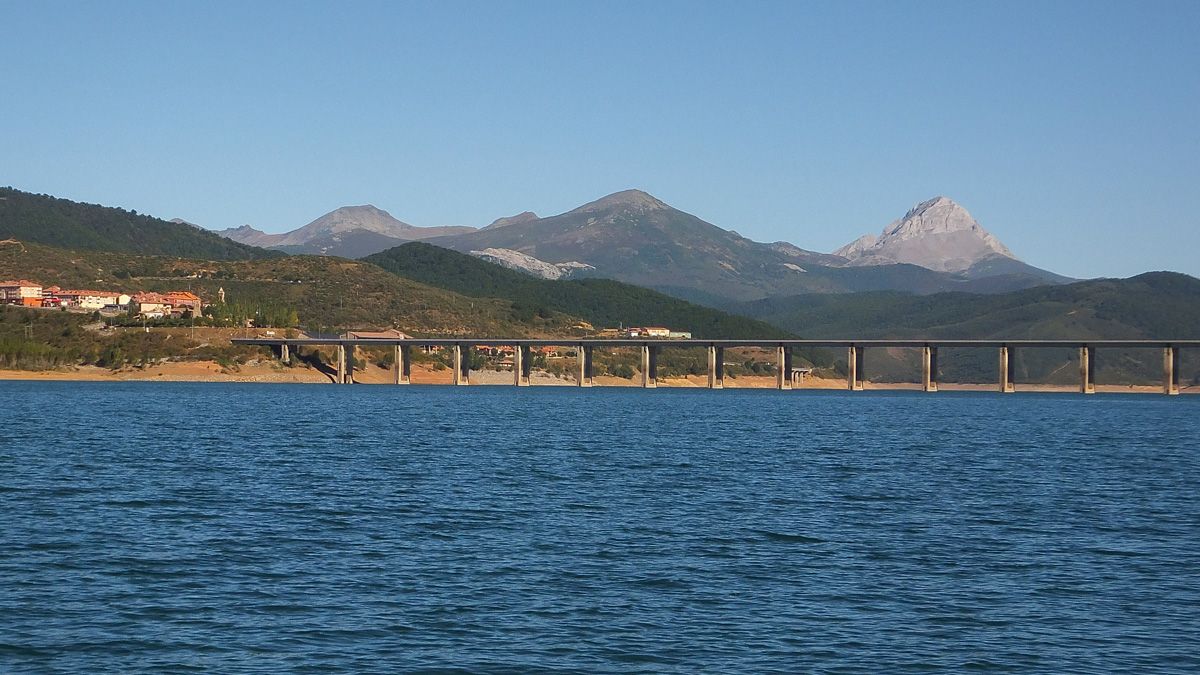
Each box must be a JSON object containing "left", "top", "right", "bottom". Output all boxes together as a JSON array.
[{"left": 1, "top": 382, "right": 1199, "bottom": 673}]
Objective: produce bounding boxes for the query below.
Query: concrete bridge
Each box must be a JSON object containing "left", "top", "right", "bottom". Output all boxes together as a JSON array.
[{"left": 231, "top": 338, "right": 1198, "bottom": 395}]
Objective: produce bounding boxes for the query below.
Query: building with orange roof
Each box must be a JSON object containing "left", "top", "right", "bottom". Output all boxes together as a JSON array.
[
  {"left": 129, "top": 292, "right": 170, "bottom": 317},
  {"left": 0, "top": 280, "right": 43, "bottom": 306},
  {"left": 162, "top": 291, "right": 202, "bottom": 313}
]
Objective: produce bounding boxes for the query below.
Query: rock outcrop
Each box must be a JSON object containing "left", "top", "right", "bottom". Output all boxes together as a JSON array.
[{"left": 470, "top": 248, "right": 593, "bottom": 280}]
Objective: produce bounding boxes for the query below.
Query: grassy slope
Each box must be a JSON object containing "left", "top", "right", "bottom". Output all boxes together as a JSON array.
[
  {"left": 0, "top": 242, "right": 571, "bottom": 336},
  {"left": 364, "top": 242, "right": 792, "bottom": 339},
  {"left": 0, "top": 187, "right": 276, "bottom": 260}
]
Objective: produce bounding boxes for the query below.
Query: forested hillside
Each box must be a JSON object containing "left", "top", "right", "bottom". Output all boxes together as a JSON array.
[
  {"left": 0, "top": 187, "right": 276, "bottom": 260},
  {"left": 730, "top": 272, "right": 1200, "bottom": 385},
  {"left": 0, "top": 243, "right": 570, "bottom": 336},
  {"left": 732, "top": 272, "right": 1200, "bottom": 340},
  {"left": 365, "top": 242, "right": 791, "bottom": 339}
]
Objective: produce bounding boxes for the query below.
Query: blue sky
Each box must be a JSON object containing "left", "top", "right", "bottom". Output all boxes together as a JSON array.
[{"left": 2, "top": 0, "right": 1197, "bottom": 278}]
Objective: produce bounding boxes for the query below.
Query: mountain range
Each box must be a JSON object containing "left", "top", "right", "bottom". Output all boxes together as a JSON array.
[
  {"left": 207, "top": 189, "right": 1067, "bottom": 303},
  {"left": 423, "top": 190, "right": 1068, "bottom": 302}
]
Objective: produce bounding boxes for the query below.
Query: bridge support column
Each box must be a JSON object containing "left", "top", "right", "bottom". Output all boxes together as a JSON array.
[
  {"left": 999, "top": 346, "right": 1015, "bottom": 393},
  {"left": 578, "top": 345, "right": 594, "bottom": 387},
  {"left": 453, "top": 344, "right": 470, "bottom": 385},
  {"left": 848, "top": 346, "right": 864, "bottom": 391},
  {"left": 922, "top": 346, "right": 938, "bottom": 392},
  {"left": 280, "top": 343, "right": 290, "bottom": 363},
  {"left": 336, "top": 343, "right": 354, "bottom": 384},
  {"left": 776, "top": 345, "right": 792, "bottom": 390},
  {"left": 707, "top": 345, "right": 724, "bottom": 389},
  {"left": 514, "top": 345, "right": 531, "bottom": 386},
  {"left": 641, "top": 344, "right": 658, "bottom": 388},
  {"left": 1164, "top": 346, "right": 1180, "bottom": 395},
  {"left": 394, "top": 344, "right": 410, "bottom": 384},
  {"left": 1080, "top": 346, "right": 1095, "bottom": 394}
]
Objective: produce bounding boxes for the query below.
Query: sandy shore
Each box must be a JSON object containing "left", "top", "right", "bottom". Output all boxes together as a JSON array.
[{"left": 0, "top": 362, "right": 1192, "bottom": 394}]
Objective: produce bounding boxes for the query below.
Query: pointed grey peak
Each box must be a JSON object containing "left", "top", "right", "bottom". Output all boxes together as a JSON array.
[
  {"left": 834, "top": 196, "right": 1017, "bottom": 273},
  {"left": 568, "top": 189, "right": 670, "bottom": 215},
  {"left": 883, "top": 197, "right": 1010, "bottom": 254},
  {"left": 169, "top": 217, "right": 202, "bottom": 229},
  {"left": 485, "top": 211, "right": 539, "bottom": 229}
]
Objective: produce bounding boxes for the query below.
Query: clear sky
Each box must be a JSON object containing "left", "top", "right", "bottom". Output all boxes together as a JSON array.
[{"left": 3, "top": 0, "right": 1197, "bottom": 278}]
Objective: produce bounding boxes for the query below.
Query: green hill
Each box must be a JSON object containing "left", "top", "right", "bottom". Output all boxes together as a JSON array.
[
  {"left": 732, "top": 272, "right": 1200, "bottom": 340},
  {"left": 0, "top": 242, "right": 566, "bottom": 336},
  {"left": 0, "top": 187, "right": 277, "bottom": 260},
  {"left": 364, "top": 242, "right": 791, "bottom": 339},
  {"left": 729, "top": 272, "right": 1200, "bottom": 385}
]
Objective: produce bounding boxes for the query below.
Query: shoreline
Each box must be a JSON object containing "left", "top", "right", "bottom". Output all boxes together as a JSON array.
[{"left": 0, "top": 361, "right": 1192, "bottom": 394}]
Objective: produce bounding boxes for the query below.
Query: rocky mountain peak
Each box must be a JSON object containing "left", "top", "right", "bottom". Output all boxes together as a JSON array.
[
  {"left": 834, "top": 196, "right": 1016, "bottom": 273},
  {"left": 568, "top": 189, "right": 669, "bottom": 215},
  {"left": 883, "top": 196, "right": 998, "bottom": 241}
]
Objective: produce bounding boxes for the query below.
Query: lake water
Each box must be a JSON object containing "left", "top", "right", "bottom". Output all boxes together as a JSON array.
[{"left": 1, "top": 382, "right": 1198, "bottom": 673}]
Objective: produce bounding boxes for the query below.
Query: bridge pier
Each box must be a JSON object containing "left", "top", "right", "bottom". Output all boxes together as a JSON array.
[
  {"left": 707, "top": 345, "right": 724, "bottom": 389},
  {"left": 641, "top": 344, "right": 658, "bottom": 388},
  {"left": 847, "top": 346, "right": 865, "bottom": 391},
  {"left": 999, "top": 346, "right": 1015, "bottom": 393},
  {"left": 1165, "top": 346, "right": 1181, "bottom": 395},
  {"left": 453, "top": 344, "right": 470, "bottom": 385},
  {"left": 578, "top": 345, "right": 594, "bottom": 387},
  {"left": 922, "top": 346, "right": 938, "bottom": 392},
  {"left": 777, "top": 345, "right": 792, "bottom": 390},
  {"left": 1080, "top": 346, "right": 1095, "bottom": 394},
  {"left": 335, "top": 343, "right": 354, "bottom": 384},
  {"left": 516, "top": 345, "right": 532, "bottom": 386},
  {"left": 394, "top": 344, "right": 410, "bottom": 384},
  {"left": 279, "top": 343, "right": 290, "bottom": 363}
]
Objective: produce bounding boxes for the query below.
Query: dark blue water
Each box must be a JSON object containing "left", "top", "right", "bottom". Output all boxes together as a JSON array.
[{"left": 1, "top": 382, "right": 1198, "bottom": 673}]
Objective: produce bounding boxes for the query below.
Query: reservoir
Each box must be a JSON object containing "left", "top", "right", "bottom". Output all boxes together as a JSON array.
[{"left": 1, "top": 382, "right": 1198, "bottom": 672}]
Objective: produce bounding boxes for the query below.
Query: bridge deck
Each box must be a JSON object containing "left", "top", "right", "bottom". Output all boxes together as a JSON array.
[{"left": 233, "top": 338, "right": 1200, "bottom": 349}]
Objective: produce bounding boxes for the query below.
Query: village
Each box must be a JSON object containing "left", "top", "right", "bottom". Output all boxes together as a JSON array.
[
  {"left": 0, "top": 278, "right": 701, "bottom": 342},
  {"left": 0, "top": 279, "right": 206, "bottom": 319}
]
